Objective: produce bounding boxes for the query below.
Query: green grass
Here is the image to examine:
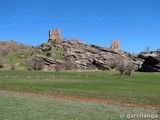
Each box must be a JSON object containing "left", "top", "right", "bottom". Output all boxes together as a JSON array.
[
  {"left": 2, "top": 48, "right": 65, "bottom": 70},
  {"left": 0, "top": 70, "right": 160, "bottom": 106},
  {"left": 2, "top": 50, "right": 35, "bottom": 69},
  {"left": 0, "top": 91, "right": 158, "bottom": 120}
]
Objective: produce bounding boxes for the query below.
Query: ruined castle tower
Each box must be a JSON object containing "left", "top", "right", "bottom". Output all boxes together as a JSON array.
[
  {"left": 48, "top": 29, "right": 61, "bottom": 44},
  {"left": 111, "top": 40, "right": 120, "bottom": 51}
]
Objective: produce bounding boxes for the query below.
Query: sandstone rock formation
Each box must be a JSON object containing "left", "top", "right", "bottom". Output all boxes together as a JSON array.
[
  {"left": 41, "top": 39, "right": 160, "bottom": 72},
  {"left": 41, "top": 43, "right": 52, "bottom": 51},
  {"left": 60, "top": 40, "right": 142, "bottom": 71},
  {"left": 139, "top": 50, "right": 160, "bottom": 72}
]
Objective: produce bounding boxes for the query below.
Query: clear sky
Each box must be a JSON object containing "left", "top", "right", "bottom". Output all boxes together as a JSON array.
[{"left": 0, "top": 0, "right": 160, "bottom": 53}]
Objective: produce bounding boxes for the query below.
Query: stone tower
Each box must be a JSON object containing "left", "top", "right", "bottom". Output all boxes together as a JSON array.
[
  {"left": 48, "top": 29, "right": 61, "bottom": 44},
  {"left": 111, "top": 40, "right": 120, "bottom": 51}
]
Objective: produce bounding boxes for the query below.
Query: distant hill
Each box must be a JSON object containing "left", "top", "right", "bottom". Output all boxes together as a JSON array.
[{"left": 0, "top": 40, "right": 33, "bottom": 57}]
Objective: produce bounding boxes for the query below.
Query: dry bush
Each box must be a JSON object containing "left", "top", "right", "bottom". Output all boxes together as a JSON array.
[
  {"left": 54, "top": 60, "right": 76, "bottom": 71},
  {"left": 10, "top": 64, "right": 16, "bottom": 71},
  {"left": 109, "top": 60, "right": 119, "bottom": 69},
  {"left": 125, "top": 62, "right": 133, "bottom": 75},
  {"left": 62, "top": 60, "right": 76, "bottom": 70},
  {"left": 0, "top": 61, "right": 3, "bottom": 68},
  {"left": 117, "top": 63, "right": 126, "bottom": 75},
  {"left": 144, "top": 46, "right": 151, "bottom": 52},
  {"left": 117, "top": 60, "right": 133, "bottom": 75},
  {"left": 54, "top": 65, "right": 63, "bottom": 72},
  {"left": 26, "top": 56, "right": 44, "bottom": 71},
  {"left": 51, "top": 54, "right": 57, "bottom": 60}
]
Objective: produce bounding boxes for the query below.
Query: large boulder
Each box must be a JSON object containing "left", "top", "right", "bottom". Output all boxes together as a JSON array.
[
  {"left": 139, "top": 49, "right": 160, "bottom": 72},
  {"left": 41, "top": 43, "right": 52, "bottom": 51},
  {"left": 141, "top": 56, "right": 160, "bottom": 72}
]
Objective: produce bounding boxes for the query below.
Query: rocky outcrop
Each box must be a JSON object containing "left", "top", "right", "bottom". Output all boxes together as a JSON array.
[
  {"left": 41, "top": 43, "right": 52, "bottom": 51},
  {"left": 139, "top": 50, "right": 160, "bottom": 72},
  {"left": 59, "top": 40, "right": 142, "bottom": 71},
  {"left": 41, "top": 40, "right": 155, "bottom": 71},
  {"left": 38, "top": 56, "right": 62, "bottom": 66},
  {"left": 26, "top": 55, "right": 63, "bottom": 71},
  {"left": 38, "top": 40, "right": 160, "bottom": 72}
]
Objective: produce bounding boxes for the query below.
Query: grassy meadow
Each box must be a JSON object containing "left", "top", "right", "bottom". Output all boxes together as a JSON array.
[
  {"left": 0, "top": 70, "right": 160, "bottom": 119},
  {"left": 0, "top": 91, "right": 158, "bottom": 120}
]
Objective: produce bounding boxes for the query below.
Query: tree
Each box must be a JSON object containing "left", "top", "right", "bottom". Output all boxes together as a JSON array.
[{"left": 144, "top": 46, "right": 151, "bottom": 52}]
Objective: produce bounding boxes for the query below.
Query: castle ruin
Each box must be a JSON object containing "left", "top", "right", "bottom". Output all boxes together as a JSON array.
[
  {"left": 48, "top": 29, "right": 80, "bottom": 44},
  {"left": 48, "top": 29, "right": 62, "bottom": 44},
  {"left": 48, "top": 29, "right": 120, "bottom": 51},
  {"left": 111, "top": 40, "right": 120, "bottom": 51}
]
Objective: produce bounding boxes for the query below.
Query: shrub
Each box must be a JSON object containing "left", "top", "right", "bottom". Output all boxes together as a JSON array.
[
  {"left": 10, "top": 64, "right": 16, "bottom": 71},
  {"left": 63, "top": 60, "right": 76, "bottom": 70},
  {"left": 125, "top": 62, "right": 133, "bottom": 75},
  {"left": 144, "top": 46, "right": 151, "bottom": 52},
  {"left": 52, "top": 60, "right": 76, "bottom": 72},
  {"left": 109, "top": 60, "right": 119, "bottom": 69},
  {"left": 46, "top": 52, "right": 52, "bottom": 57},
  {"left": 117, "top": 63, "right": 125, "bottom": 75},
  {"left": 117, "top": 60, "right": 133, "bottom": 75},
  {"left": 26, "top": 56, "right": 44, "bottom": 71},
  {"left": 54, "top": 65, "right": 62, "bottom": 72},
  {"left": 0, "top": 64, "right": 3, "bottom": 68},
  {"left": 51, "top": 54, "right": 57, "bottom": 60},
  {"left": 0, "top": 60, "right": 3, "bottom": 68}
]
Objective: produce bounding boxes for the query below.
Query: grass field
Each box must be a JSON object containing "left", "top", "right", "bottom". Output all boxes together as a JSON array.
[
  {"left": 0, "top": 70, "right": 160, "bottom": 119},
  {"left": 0, "top": 91, "right": 158, "bottom": 120}
]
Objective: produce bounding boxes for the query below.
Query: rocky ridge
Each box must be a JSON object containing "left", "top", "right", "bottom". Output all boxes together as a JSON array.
[
  {"left": 40, "top": 40, "right": 143, "bottom": 71},
  {"left": 17, "top": 38, "right": 159, "bottom": 72}
]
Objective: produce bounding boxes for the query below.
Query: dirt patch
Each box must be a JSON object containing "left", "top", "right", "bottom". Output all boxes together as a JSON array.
[{"left": 0, "top": 89, "right": 159, "bottom": 109}]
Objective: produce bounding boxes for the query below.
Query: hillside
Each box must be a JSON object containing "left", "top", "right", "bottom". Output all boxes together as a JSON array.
[
  {"left": 0, "top": 40, "right": 160, "bottom": 72},
  {"left": 0, "top": 40, "right": 65, "bottom": 70},
  {"left": 0, "top": 40, "right": 32, "bottom": 57}
]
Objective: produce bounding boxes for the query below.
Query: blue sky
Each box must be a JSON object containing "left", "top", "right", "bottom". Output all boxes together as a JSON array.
[{"left": 0, "top": 0, "right": 160, "bottom": 53}]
